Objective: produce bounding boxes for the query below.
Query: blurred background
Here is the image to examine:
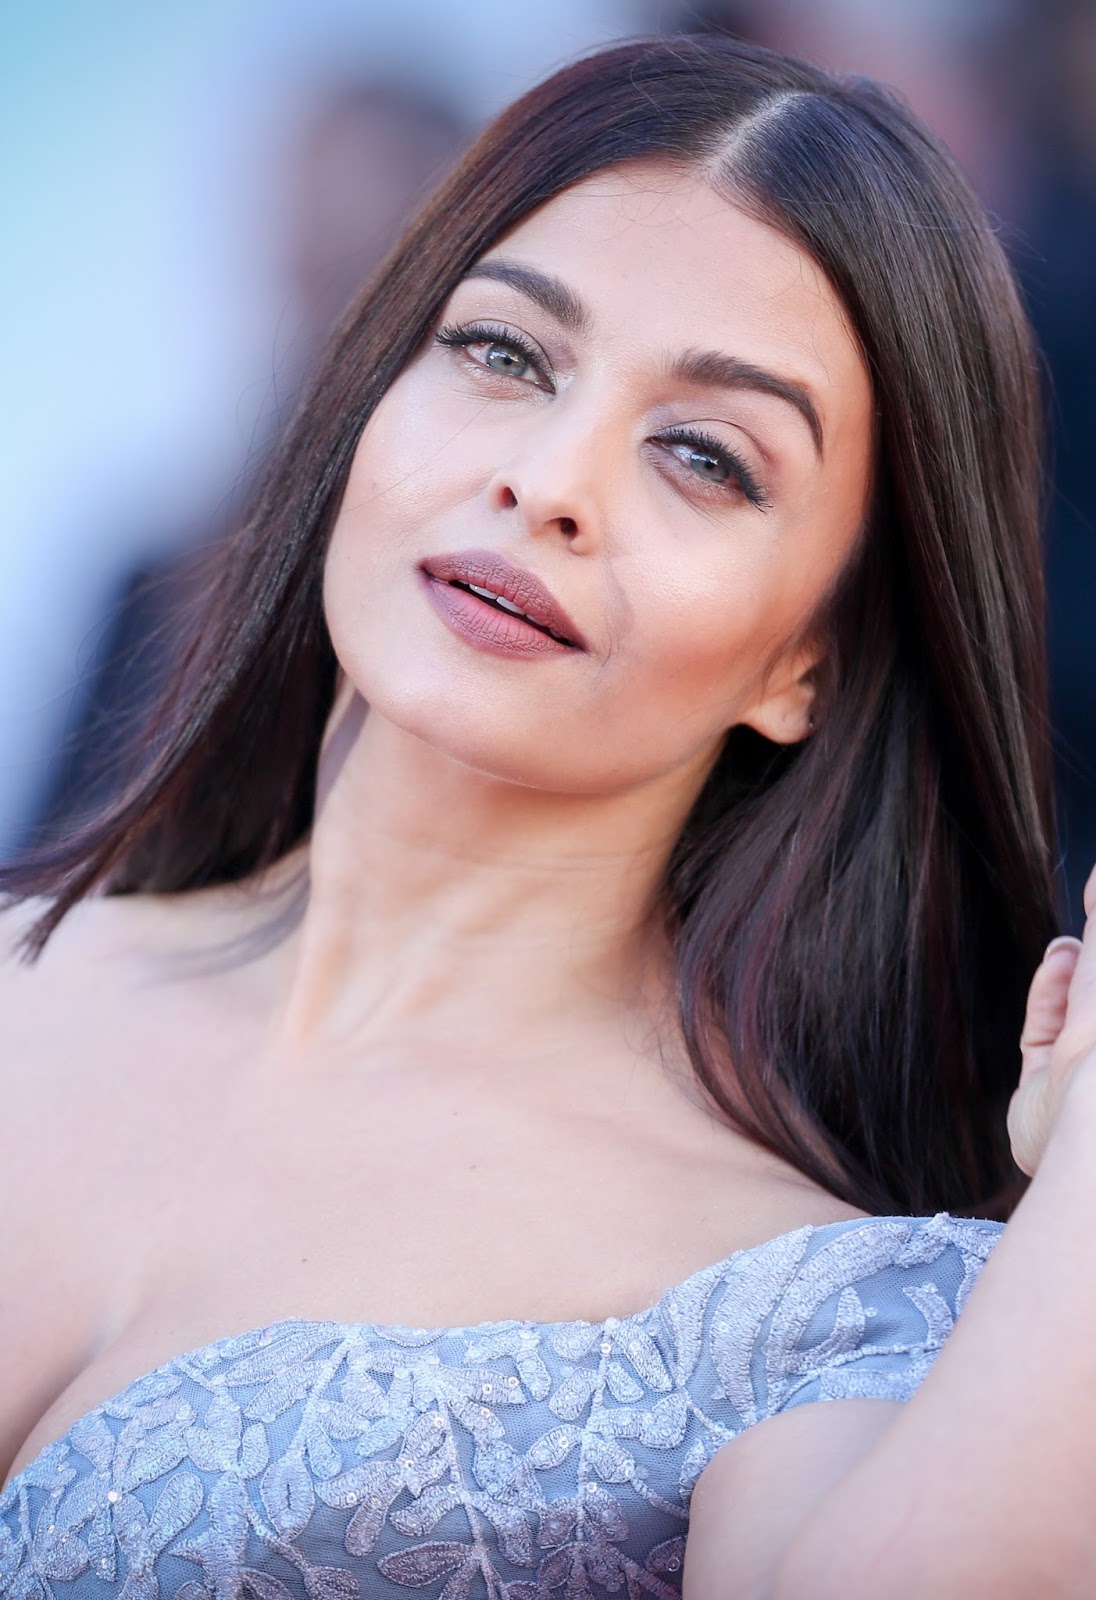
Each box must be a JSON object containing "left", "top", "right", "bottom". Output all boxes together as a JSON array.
[{"left": 2, "top": 0, "right": 1093, "bottom": 925}]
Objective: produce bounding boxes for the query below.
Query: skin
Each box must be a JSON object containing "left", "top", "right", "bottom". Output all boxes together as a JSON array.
[
  {"left": 3, "top": 153, "right": 1094, "bottom": 1597},
  {"left": 0, "top": 161, "right": 876, "bottom": 1487},
  {"left": 684, "top": 873, "right": 1096, "bottom": 1598}
]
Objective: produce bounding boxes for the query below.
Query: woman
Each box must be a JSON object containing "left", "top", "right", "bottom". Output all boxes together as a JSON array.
[{"left": 0, "top": 33, "right": 1090, "bottom": 1600}]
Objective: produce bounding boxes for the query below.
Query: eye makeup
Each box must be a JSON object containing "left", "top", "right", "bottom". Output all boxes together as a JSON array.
[
  {"left": 654, "top": 424, "right": 771, "bottom": 510},
  {"left": 435, "top": 322, "right": 551, "bottom": 389},
  {"left": 433, "top": 318, "right": 771, "bottom": 510}
]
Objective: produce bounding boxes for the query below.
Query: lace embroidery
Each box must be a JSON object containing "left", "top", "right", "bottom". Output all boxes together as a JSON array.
[{"left": 0, "top": 1213, "right": 1002, "bottom": 1598}]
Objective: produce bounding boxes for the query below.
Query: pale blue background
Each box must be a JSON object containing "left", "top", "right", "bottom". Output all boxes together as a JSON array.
[{"left": 0, "top": 0, "right": 638, "bottom": 848}]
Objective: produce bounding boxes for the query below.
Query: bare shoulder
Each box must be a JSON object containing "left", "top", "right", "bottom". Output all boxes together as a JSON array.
[
  {"left": 0, "top": 882, "right": 289, "bottom": 1481},
  {"left": 0, "top": 892, "right": 161, "bottom": 1225},
  {"left": 1, "top": 895, "right": 92, "bottom": 1059},
  {"left": 0, "top": 894, "right": 156, "bottom": 1479},
  {"left": 1, "top": 863, "right": 304, "bottom": 1138},
  {"left": 683, "top": 1400, "right": 902, "bottom": 1600},
  {"left": 0, "top": 893, "right": 140, "bottom": 1083},
  {"left": 0, "top": 880, "right": 280, "bottom": 1147}
]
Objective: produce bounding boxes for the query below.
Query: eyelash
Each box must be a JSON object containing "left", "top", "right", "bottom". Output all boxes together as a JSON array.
[
  {"left": 433, "top": 320, "right": 771, "bottom": 511},
  {"left": 435, "top": 321, "right": 548, "bottom": 384},
  {"left": 657, "top": 425, "right": 770, "bottom": 511}
]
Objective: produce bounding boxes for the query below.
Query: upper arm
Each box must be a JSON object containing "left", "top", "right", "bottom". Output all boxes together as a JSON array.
[
  {"left": 683, "top": 1398, "right": 902, "bottom": 1600},
  {"left": 678, "top": 1212, "right": 1005, "bottom": 1599}
]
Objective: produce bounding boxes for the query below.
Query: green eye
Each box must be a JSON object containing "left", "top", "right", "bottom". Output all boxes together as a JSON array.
[
  {"left": 435, "top": 322, "right": 550, "bottom": 390},
  {"left": 677, "top": 443, "right": 730, "bottom": 482},
  {"left": 657, "top": 425, "right": 771, "bottom": 509},
  {"left": 484, "top": 342, "right": 529, "bottom": 378}
]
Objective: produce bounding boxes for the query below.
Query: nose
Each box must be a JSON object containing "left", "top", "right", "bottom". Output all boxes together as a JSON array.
[{"left": 484, "top": 408, "right": 606, "bottom": 552}]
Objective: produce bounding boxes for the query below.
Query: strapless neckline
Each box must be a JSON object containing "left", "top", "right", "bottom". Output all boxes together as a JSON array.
[
  {"left": 99, "top": 1213, "right": 901, "bottom": 1371},
  {"left": 10, "top": 1209, "right": 981, "bottom": 1484},
  {"left": 1, "top": 1211, "right": 1006, "bottom": 1598}
]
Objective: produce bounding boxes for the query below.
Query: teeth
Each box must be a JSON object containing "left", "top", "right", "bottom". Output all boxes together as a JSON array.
[
  {"left": 468, "top": 582, "right": 532, "bottom": 622},
  {"left": 460, "top": 579, "right": 570, "bottom": 643}
]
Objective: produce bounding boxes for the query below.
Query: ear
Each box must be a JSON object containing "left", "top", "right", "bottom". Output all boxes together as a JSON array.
[{"left": 735, "top": 642, "right": 821, "bottom": 745}]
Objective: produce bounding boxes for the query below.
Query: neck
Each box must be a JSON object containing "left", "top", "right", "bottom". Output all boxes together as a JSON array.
[{"left": 260, "top": 688, "right": 716, "bottom": 1068}]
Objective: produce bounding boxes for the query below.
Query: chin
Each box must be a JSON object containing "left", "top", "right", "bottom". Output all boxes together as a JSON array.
[
  {"left": 325, "top": 605, "right": 693, "bottom": 799},
  {"left": 348, "top": 665, "right": 644, "bottom": 796}
]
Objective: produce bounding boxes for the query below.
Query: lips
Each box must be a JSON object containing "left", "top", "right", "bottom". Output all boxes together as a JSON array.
[{"left": 420, "top": 550, "right": 588, "bottom": 651}]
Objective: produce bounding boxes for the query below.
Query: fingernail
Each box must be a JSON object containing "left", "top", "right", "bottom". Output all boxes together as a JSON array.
[{"left": 1044, "top": 935, "right": 1078, "bottom": 960}]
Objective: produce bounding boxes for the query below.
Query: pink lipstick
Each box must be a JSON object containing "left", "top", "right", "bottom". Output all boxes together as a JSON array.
[{"left": 420, "top": 550, "right": 587, "bottom": 659}]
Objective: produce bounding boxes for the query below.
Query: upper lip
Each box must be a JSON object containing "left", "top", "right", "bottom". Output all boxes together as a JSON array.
[{"left": 421, "top": 549, "right": 588, "bottom": 649}]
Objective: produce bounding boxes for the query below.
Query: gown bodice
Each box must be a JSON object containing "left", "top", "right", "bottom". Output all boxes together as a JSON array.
[{"left": 0, "top": 1211, "right": 1003, "bottom": 1598}]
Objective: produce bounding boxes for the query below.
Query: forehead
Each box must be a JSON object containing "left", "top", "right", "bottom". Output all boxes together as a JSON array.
[{"left": 486, "top": 161, "right": 870, "bottom": 428}]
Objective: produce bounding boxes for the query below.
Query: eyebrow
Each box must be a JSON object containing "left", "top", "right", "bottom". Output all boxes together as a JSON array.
[
  {"left": 669, "top": 349, "right": 824, "bottom": 459},
  {"left": 462, "top": 259, "right": 591, "bottom": 336},
  {"left": 460, "top": 256, "right": 824, "bottom": 458}
]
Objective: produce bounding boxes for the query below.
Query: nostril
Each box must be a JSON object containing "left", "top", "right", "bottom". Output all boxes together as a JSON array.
[{"left": 559, "top": 516, "right": 577, "bottom": 535}]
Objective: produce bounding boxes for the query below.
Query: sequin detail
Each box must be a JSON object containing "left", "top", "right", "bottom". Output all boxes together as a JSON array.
[{"left": 0, "top": 1213, "right": 1002, "bottom": 1598}]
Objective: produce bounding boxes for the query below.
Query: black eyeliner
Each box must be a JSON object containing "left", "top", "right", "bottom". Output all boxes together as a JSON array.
[
  {"left": 435, "top": 323, "right": 769, "bottom": 509},
  {"left": 659, "top": 424, "right": 771, "bottom": 510},
  {"left": 434, "top": 321, "right": 552, "bottom": 387}
]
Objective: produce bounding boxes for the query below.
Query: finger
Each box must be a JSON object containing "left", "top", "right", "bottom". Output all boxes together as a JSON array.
[
  {"left": 1061, "top": 905, "right": 1096, "bottom": 1043},
  {"left": 1008, "top": 1072, "right": 1050, "bottom": 1177},
  {"left": 1085, "top": 861, "right": 1096, "bottom": 923},
  {"left": 1019, "top": 938, "right": 1082, "bottom": 1081}
]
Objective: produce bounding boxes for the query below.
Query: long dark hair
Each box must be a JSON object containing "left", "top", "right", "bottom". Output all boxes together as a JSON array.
[{"left": 4, "top": 35, "right": 1057, "bottom": 1219}]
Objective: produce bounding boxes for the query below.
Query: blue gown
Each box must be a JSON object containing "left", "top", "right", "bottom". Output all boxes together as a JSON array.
[{"left": 0, "top": 1211, "right": 1003, "bottom": 1598}]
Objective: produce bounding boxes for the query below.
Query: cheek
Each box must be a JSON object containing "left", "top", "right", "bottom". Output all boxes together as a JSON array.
[
  {"left": 617, "top": 549, "right": 775, "bottom": 712},
  {"left": 614, "top": 530, "right": 834, "bottom": 733},
  {"left": 321, "top": 373, "right": 503, "bottom": 695},
  {"left": 337, "top": 405, "right": 442, "bottom": 533},
  {"left": 323, "top": 386, "right": 471, "bottom": 620},
  {"left": 342, "top": 361, "right": 499, "bottom": 524}
]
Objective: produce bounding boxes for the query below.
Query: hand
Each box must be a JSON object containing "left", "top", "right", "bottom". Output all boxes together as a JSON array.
[{"left": 1008, "top": 864, "right": 1096, "bottom": 1176}]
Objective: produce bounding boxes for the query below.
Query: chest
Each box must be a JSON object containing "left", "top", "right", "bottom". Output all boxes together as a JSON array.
[
  {"left": 3, "top": 966, "right": 862, "bottom": 1499},
  {"left": 13, "top": 961, "right": 760, "bottom": 1311},
  {"left": 3, "top": 1212, "right": 971, "bottom": 1599},
  {"left": 2, "top": 1306, "right": 722, "bottom": 1598},
  {"left": 1, "top": 1010, "right": 774, "bottom": 1472}
]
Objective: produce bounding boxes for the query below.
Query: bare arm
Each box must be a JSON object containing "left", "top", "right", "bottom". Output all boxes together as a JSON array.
[
  {"left": 685, "top": 877, "right": 1096, "bottom": 1600},
  {"left": 683, "top": 1398, "right": 903, "bottom": 1598},
  {"left": 765, "top": 1063, "right": 1096, "bottom": 1599}
]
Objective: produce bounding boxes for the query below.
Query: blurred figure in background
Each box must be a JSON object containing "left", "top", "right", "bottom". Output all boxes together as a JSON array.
[
  {"left": 29, "top": 76, "right": 468, "bottom": 842},
  {"left": 280, "top": 79, "right": 470, "bottom": 403},
  {"left": 25, "top": 2, "right": 1096, "bottom": 932}
]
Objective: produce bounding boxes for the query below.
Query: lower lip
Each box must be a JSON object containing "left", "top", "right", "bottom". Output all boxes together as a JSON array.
[{"left": 420, "top": 571, "right": 577, "bottom": 659}]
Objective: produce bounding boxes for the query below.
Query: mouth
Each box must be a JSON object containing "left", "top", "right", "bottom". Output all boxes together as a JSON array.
[
  {"left": 441, "top": 578, "right": 577, "bottom": 645},
  {"left": 420, "top": 550, "right": 587, "bottom": 653}
]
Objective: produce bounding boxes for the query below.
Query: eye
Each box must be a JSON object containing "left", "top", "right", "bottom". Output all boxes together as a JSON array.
[
  {"left": 434, "top": 321, "right": 552, "bottom": 391},
  {"left": 483, "top": 342, "right": 531, "bottom": 379},
  {"left": 656, "top": 425, "right": 770, "bottom": 510},
  {"left": 671, "top": 439, "right": 730, "bottom": 483}
]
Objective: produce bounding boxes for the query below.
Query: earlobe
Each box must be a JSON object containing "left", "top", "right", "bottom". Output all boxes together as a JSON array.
[{"left": 737, "top": 667, "right": 818, "bottom": 746}]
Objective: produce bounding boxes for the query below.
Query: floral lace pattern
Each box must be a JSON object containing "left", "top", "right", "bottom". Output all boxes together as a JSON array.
[{"left": 0, "top": 1213, "right": 1003, "bottom": 1598}]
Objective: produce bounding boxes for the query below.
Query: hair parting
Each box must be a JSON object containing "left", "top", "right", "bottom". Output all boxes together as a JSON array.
[{"left": 3, "top": 34, "right": 1057, "bottom": 1220}]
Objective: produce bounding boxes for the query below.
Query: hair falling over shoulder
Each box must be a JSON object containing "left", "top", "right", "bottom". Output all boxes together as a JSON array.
[{"left": 3, "top": 35, "right": 1058, "bottom": 1222}]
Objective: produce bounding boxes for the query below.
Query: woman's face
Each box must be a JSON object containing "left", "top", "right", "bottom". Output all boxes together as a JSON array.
[{"left": 323, "top": 161, "right": 874, "bottom": 796}]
